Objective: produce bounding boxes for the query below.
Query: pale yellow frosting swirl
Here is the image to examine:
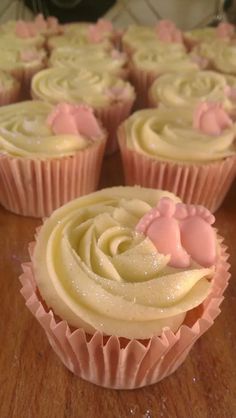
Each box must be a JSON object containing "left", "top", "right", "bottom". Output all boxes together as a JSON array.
[
  {"left": 0, "top": 47, "right": 46, "bottom": 72},
  {"left": 0, "top": 28, "right": 45, "bottom": 49},
  {"left": 184, "top": 27, "right": 219, "bottom": 45},
  {"left": 0, "top": 101, "right": 98, "bottom": 158},
  {"left": 122, "top": 107, "right": 236, "bottom": 163},
  {"left": 49, "top": 46, "right": 127, "bottom": 76},
  {"left": 33, "top": 186, "right": 215, "bottom": 339},
  {"left": 48, "top": 23, "right": 111, "bottom": 50},
  {"left": 193, "top": 41, "right": 236, "bottom": 75},
  {"left": 149, "top": 71, "right": 236, "bottom": 111},
  {"left": 32, "top": 67, "right": 135, "bottom": 108},
  {"left": 132, "top": 47, "right": 199, "bottom": 74}
]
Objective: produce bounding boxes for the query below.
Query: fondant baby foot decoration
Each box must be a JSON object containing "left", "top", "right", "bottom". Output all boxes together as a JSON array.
[
  {"left": 175, "top": 203, "right": 216, "bottom": 267},
  {"left": 136, "top": 197, "right": 190, "bottom": 268},
  {"left": 155, "top": 20, "right": 183, "bottom": 44},
  {"left": 87, "top": 19, "right": 113, "bottom": 43},
  {"left": 193, "top": 102, "right": 233, "bottom": 136},
  {"left": 217, "top": 22, "right": 234, "bottom": 39},
  {"left": 136, "top": 198, "right": 216, "bottom": 268}
]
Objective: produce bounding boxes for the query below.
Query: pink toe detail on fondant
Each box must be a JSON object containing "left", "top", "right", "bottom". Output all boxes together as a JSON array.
[
  {"left": 217, "top": 22, "right": 234, "bottom": 39},
  {"left": 15, "top": 21, "right": 37, "bottom": 38},
  {"left": 190, "top": 54, "right": 209, "bottom": 69},
  {"left": 136, "top": 197, "right": 216, "bottom": 268},
  {"left": 34, "top": 14, "right": 47, "bottom": 31},
  {"left": 193, "top": 102, "right": 233, "bottom": 136},
  {"left": 146, "top": 216, "right": 191, "bottom": 268},
  {"left": 87, "top": 19, "right": 113, "bottom": 43},
  {"left": 180, "top": 217, "right": 216, "bottom": 267},
  {"left": 155, "top": 20, "right": 183, "bottom": 44},
  {"left": 47, "top": 103, "right": 102, "bottom": 138}
]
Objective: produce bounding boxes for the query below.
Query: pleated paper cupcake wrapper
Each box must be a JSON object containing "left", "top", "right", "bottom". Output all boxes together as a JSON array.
[
  {"left": 129, "top": 64, "right": 158, "bottom": 109},
  {"left": 118, "top": 129, "right": 236, "bottom": 213},
  {"left": 95, "top": 97, "right": 135, "bottom": 155},
  {"left": 0, "top": 139, "right": 105, "bottom": 218},
  {"left": 0, "top": 79, "right": 21, "bottom": 106},
  {"left": 19, "top": 235, "right": 230, "bottom": 389}
]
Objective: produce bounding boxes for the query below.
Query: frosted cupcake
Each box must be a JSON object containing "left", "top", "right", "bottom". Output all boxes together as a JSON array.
[
  {"left": 31, "top": 67, "right": 135, "bottom": 154},
  {"left": 0, "top": 20, "right": 45, "bottom": 50},
  {"left": 0, "top": 70, "right": 20, "bottom": 105},
  {"left": 49, "top": 46, "right": 128, "bottom": 79},
  {"left": 191, "top": 40, "right": 236, "bottom": 77},
  {"left": 47, "top": 19, "right": 115, "bottom": 51},
  {"left": 0, "top": 101, "right": 106, "bottom": 217},
  {"left": 19, "top": 185, "right": 230, "bottom": 388},
  {"left": 118, "top": 104, "right": 236, "bottom": 212},
  {"left": 184, "top": 22, "right": 236, "bottom": 50},
  {"left": 149, "top": 70, "right": 236, "bottom": 113},
  {"left": 0, "top": 46, "right": 47, "bottom": 99},
  {"left": 122, "top": 20, "right": 184, "bottom": 55},
  {"left": 129, "top": 45, "right": 200, "bottom": 108}
]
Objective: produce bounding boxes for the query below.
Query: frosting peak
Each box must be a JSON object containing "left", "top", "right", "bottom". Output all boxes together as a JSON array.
[
  {"left": 193, "top": 102, "right": 233, "bottom": 136},
  {"left": 47, "top": 103, "right": 102, "bottom": 138},
  {"left": 155, "top": 19, "right": 183, "bottom": 44}
]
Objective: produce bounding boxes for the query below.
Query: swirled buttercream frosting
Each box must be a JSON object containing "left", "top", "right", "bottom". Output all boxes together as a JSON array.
[
  {"left": 192, "top": 41, "right": 236, "bottom": 75},
  {"left": 0, "top": 101, "right": 105, "bottom": 158},
  {"left": 0, "top": 46, "right": 46, "bottom": 72},
  {"left": 131, "top": 47, "right": 199, "bottom": 74},
  {"left": 49, "top": 46, "right": 127, "bottom": 76},
  {"left": 33, "top": 186, "right": 217, "bottom": 339},
  {"left": 121, "top": 106, "right": 236, "bottom": 163},
  {"left": 32, "top": 67, "right": 135, "bottom": 108},
  {"left": 184, "top": 23, "right": 235, "bottom": 46},
  {"left": 149, "top": 71, "right": 236, "bottom": 111},
  {"left": 0, "top": 70, "right": 18, "bottom": 91}
]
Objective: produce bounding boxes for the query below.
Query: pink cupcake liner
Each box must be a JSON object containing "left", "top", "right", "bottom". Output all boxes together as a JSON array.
[
  {"left": 118, "top": 128, "right": 236, "bottom": 213},
  {"left": 129, "top": 63, "right": 158, "bottom": 109},
  {"left": 19, "top": 233, "right": 230, "bottom": 389},
  {"left": 95, "top": 98, "right": 135, "bottom": 155},
  {"left": 0, "top": 139, "right": 105, "bottom": 218},
  {"left": 0, "top": 79, "right": 21, "bottom": 105}
]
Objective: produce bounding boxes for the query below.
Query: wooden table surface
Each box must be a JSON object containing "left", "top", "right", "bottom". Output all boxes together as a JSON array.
[{"left": 0, "top": 152, "right": 236, "bottom": 418}]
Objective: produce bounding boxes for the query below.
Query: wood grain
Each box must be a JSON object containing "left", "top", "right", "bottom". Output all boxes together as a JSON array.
[{"left": 0, "top": 153, "right": 235, "bottom": 418}]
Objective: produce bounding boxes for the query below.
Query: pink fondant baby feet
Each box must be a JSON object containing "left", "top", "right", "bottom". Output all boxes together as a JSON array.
[
  {"left": 136, "top": 198, "right": 216, "bottom": 268},
  {"left": 155, "top": 20, "right": 183, "bottom": 44},
  {"left": 193, "top": 102, "right": 233, "bottom": 136},
  {"left": 216, "top": 22, "right": 234, "bottom": 39}
]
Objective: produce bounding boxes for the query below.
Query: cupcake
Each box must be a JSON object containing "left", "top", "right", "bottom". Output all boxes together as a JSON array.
[
  {"left": 149, "top": 70, "right": 236, "bottom": 113},
  {"left": 0, "top": 21, "right": 45, "bottom": 50},
  {"left": 0, "top": 70, "right": 21, "bottom": 105},
  {"left": 31, "top": 67, "right": 135, "bottom": 154},
  {"left": 19, "top": 185, "right": 230, "bottom": 389},
  {"left": 0, "top": 46, "right": 47, "bottom": 99},
  {"left": 0, "top": 101, "right": 106, "bottom": 217},
  {"left": 129, "top": 45, "right": 200, "bottom": 108},
  {"left": 49, "top": 46, "right": 128, "bottom": 79},
  {"left": 184, "top": 22, "right": 236, "bottom": 50},
  {"left": 191, "top": 40, "right": 236, "bottom": 77},
  {"left": 122, "top": 20, "right": 184, "bottom": 56},
  {"left": 118, "top": 104, "right": 236, "bottom": 212},
  {"left": 47, "top": 19, "right": 115, "bottom": 51}
]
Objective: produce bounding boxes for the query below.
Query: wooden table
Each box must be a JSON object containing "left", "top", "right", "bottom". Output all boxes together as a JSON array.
[{"left": 0, "top": 153, "right": 236, "bottom": 418}]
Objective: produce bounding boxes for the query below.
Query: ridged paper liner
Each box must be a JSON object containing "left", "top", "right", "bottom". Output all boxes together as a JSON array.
[
  {"left": 128, "top": 62, "right": 158, "bottom": 109},
  {"left": 95, "top": 97, "right": 135, "bottom": 155},
  {"left": 0, "top": 139, "right": 105, "bottom": 218},
  {"left": 19, "top": 234, "right": 230, "bottom": 389},
  {"left": 118, "top": 127, "right": 236, "bottom": 213}
]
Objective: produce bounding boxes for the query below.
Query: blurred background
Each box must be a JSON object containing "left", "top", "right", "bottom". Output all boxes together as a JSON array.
[{"left": 0, "top": 0, "right": 234, "bottom": 29}]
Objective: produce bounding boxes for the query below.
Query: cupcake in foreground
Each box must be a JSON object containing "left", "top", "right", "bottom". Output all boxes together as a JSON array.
[
  {"left": 0, "top": 70, "right": 20, "bottom": 105},
  {"left": 149, "top": 70, "right": 236, "bottom": 112},
  {"left": 0, "top": 101, "right": 106, "bottom": 217},
  {"left": 20, "top": 186, "right": 230, "bottom": 388},
  {"left": 118, "top": 104, "right": 236, "bottom": 212},
  {"left": 31, "top": 67, "right": 135, "bottom": 154}
]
